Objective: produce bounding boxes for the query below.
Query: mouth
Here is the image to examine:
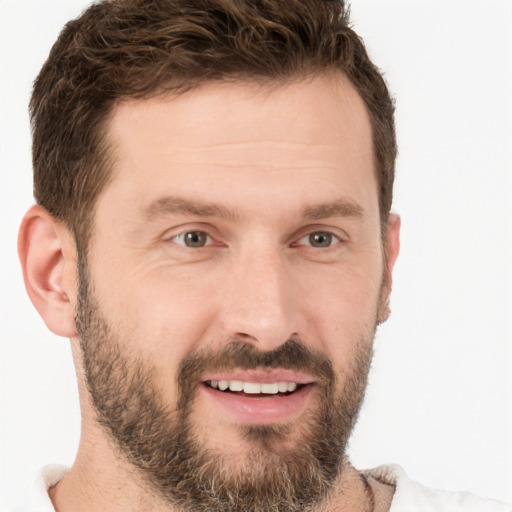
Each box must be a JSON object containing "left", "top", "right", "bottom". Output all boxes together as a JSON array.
[
  {"left": 205, "top": 379, "right": 302, "bottom": 396},
  {"left": 199, "top": 371, "right": 316, "bottom": 424}
]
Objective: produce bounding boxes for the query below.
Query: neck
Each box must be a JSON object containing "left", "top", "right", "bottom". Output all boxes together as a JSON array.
[{"left": 49, "top": 431, "right": 167, "bottom": 512}]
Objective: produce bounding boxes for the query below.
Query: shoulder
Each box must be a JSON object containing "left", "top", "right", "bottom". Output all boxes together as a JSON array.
[
  {"left": 7, "top": 465, "right": 68, "bottom": 512},
  {"left": 364, "top": 464, "right": 510, "bottom": 512}
]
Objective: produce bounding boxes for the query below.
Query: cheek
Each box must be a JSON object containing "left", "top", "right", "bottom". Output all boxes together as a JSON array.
[
  {"left": 89, "top": 262, "right": 222, "bottom": 386},
  {"left": 298, "top": 259, "right": 383, "bottom": 356}
]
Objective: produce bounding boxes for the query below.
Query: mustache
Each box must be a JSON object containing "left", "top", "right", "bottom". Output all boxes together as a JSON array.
[{"left": 176, "top": 338, "right": 336, "bottom": 410}]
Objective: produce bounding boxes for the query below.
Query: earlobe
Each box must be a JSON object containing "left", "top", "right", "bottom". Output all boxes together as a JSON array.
[
  {"left": 18, "top": 205, "right": 78, "bottom": 338},
  {"left": 378, "top": 213, "right": 401, "bottom": 324}
]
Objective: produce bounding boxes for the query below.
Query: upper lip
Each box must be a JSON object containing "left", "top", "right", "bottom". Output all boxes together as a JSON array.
[{"left": 201, "top": 369, "right": 315, "bottom": 385}]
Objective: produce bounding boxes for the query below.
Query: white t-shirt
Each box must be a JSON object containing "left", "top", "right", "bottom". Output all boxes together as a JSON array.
[{"left": 8, "top": 464, "right": 511, "bottom": 512}]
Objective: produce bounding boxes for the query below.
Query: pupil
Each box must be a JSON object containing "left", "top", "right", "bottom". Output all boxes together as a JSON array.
[
  {"left": 185, "top": 232, "right": 206, "bottom": 247},
  {"left": 310, "top": 232, "right": 332, "bottom": 247}
]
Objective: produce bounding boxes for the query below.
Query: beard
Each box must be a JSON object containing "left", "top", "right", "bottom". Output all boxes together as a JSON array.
[{"left": 75, "top": 254, "right": 376, "bottom": 512}]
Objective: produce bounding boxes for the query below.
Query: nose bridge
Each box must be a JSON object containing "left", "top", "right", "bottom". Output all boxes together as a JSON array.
[{"left": 221, "top": 241, "right": 298, "bottom": 351}]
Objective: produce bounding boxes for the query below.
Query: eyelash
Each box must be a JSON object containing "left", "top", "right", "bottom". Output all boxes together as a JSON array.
[
  {"left": 295, "top": 231, "right": 342, "bottom": 248},
  {"left": 169, "top": 231, "right": 214, "bottom": 248},
  {"left": 169, "top": 229, "right": 343, "bottom": 249}
]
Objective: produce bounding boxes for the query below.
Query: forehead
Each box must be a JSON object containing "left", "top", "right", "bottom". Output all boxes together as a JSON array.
[
  {"left": 109, "top": 73, "right": 372, "bottom": 154},
  {"left": 100, "top": 74, "right": 376, "bottom": 220}
]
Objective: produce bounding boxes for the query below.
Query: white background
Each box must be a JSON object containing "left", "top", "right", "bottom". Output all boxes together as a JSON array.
[{"left": 0, "top": 0, "right": 510, "bottom": 509}]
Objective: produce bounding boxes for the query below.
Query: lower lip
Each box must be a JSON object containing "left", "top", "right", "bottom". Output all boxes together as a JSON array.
[{"left": 200, "top": 384, "right": 314, "bottom": 425}]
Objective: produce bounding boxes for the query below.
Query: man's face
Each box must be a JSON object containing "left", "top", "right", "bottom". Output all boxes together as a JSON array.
[{"left": 76, "top": 74, "right": 395, "bottom": 510}]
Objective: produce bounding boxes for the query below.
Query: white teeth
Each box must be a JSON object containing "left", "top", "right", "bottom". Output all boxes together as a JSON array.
[
  {"left": 261, "top": 382, "right": 279, "bottom": 394},
  {"left": 243, "top": 382, "right": 262, "bottom": 394},
  {"left": 207, "top": 380, "right": 300, "bottom": 394},
  {"left": 228, "top": 380, "right": 244, "bottom": 392},
  {"left": 278, "top": 382, "right": 289, "bottom": 393}
]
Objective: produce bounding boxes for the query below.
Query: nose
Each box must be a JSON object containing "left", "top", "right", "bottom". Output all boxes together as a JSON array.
[{"left": 219, "top": 246, "right": 300, "bottom": 352}]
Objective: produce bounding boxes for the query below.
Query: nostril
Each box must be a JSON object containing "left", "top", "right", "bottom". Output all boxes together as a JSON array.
[{"left": 234, "top": 332, "right": 257, "bottom": 342}]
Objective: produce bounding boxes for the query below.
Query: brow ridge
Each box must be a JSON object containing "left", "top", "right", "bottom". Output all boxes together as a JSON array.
[
  {"left": 143, "top": 196, "right": 240, "bottom": 222},
  {"left": 302, "top": 200, "right": 364, "bottom": 220},
  {"left": 143, "top": 196, "right": 364, "bottom": 222}
]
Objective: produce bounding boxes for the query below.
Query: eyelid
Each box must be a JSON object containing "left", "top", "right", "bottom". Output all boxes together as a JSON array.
[
  {"left": 290, "top": 225, "right": 348, "bottom": 247},
  {"left": 163, "top": 224, "right": 219, "bottom": 246},
  {"left": 169, "top": 230, "right": 213, "bottom": 247},
  {"left": 295, "top": 231, "right": 341, "bottom": 248}
]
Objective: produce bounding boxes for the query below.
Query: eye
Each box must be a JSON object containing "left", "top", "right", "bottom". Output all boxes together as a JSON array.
[
  {"left": 170, "top": 231, "right": 211, "bottom": 248},
  {"left": 297, "top": 231, "right": 341, "bottom": 248}
]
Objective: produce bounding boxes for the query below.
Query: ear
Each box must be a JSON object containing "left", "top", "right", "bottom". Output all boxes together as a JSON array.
[
  {"left": 18, "top": 205, "right": 78, "bottom": 338},
  {"left": 378, "top": 213, "right": 401, "bottom": 324}
]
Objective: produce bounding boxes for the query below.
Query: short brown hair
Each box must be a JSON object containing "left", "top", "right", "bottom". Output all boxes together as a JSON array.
[{"left": 30, "top": 0, "right": 396, "bottom": 245}]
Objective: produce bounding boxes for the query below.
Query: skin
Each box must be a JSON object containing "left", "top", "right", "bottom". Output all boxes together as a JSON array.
[{"left": 19, "top": 73, "right": 400, "bottom": 512}]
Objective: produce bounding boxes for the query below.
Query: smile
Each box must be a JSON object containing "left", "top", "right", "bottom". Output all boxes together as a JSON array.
[
  {"left": 206, "top": 379, "right": 299, "bottom": 394},
  {"left": 200, "top": 371, "right": 315, "bottom": 424}
]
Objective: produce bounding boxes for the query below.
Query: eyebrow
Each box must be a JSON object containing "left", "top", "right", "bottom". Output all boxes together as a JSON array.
[
  {"left": 302, "top": 200, "right": 364, "bottom": 220},
  {"left": 143, "top": 196, "right": 240, "bottom": 222},
  {"left": 142, "top": 196, "right": 364, "bottom": 222}
]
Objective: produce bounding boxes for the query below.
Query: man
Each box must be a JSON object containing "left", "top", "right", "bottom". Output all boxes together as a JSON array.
[{"left": 11, "top": 0, "right": 510, "bottom": 511}]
